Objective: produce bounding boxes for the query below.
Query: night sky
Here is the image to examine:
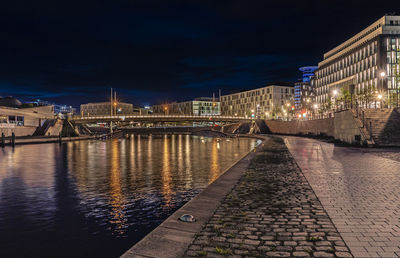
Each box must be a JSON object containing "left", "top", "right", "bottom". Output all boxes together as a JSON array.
[{"left": 1, "top": 0, "right": 399, "bottom": 108}]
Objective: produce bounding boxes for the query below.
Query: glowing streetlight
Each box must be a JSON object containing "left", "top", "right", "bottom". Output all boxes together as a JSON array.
[
  {"left": 380, "top": 71, "right": 386, "bottom": 77},
  {"left": 298, "top": 114, "right": 302, "bottom": 118},
  {"left": 306, "top": 98, "right": 310, "bottom": 103},
  {"left": 378, "top": 94, "right": 383, "bottom": 100},
  {"left": 314, "top": 104, "right": 318, "bottom": 109},
  {"left": 251, "top": 109, "right": 255, "bottom": 113},
  {"left": 333, "top": 89, "right": 338, "bottom": 96}
]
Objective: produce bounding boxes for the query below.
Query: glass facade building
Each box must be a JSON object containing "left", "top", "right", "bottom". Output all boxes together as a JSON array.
[
  {"left": 294, "top": 66, "right": 318, "bottom": 110},
  {"left": 313, "top": 15, "right": 400, "bottom": 107}
]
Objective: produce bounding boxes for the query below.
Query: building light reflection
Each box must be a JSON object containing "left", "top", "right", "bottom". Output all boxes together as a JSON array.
[
  {"left": 162, "top": 136, "right": 173, "bottom": 207},
  {"left": 109, "top": 139, "right": 127, "bottom": 235},
  {"left": 209, "top": 139, "right": 220, "bottom": 183}
]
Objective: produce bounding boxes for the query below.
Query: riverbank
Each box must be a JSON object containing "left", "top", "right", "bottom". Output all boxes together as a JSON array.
[
  {"left": 0, "top": 135, "right": 97, "bottom": 146},
  {"left": 120, "top": 135, "right": 265, "bottom": 258},
  {"left": 184, "top": 136, "right": 352, "bottom": 257}
]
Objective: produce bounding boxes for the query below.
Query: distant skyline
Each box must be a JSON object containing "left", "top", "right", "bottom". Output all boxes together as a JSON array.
[{"left": 0, "top": 0, "right": 399, "bottom": 108}]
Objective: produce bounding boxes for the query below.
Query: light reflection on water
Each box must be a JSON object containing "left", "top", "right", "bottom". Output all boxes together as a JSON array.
[{"left": 0, "top": 135, "right": 257, "bottom": 257}]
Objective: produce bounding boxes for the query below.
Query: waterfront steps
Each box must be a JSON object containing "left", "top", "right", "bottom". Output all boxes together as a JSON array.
[{"left": 362, "top": 108, "right": 400, "bottom": 146}]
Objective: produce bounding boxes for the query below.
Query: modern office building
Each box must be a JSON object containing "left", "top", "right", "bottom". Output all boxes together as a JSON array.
[
  {"left": 294, "top": 66, "right": 318, "bottom": 110},
  {"left": 313, "top": 15, "right": 400, "bottom": 108},
  {"left": 152, "top": 97, "right": 220, "bottom": 116},
  {"left": 80, "top": 102, "right": 133, "bottom": 116},
  {"left": 220, "top": 84, "right": 294, "bottom": 119},
  {"left": 27, "top": 99, "right": 75, "bottom": 115},
  {"left": 0, "top": 105, "right": 55, "bottom": 136}
]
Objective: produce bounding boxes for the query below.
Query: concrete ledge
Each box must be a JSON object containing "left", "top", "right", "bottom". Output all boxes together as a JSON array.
[{"left": 121, "top": 136, "right": 267, "bottom": 258}]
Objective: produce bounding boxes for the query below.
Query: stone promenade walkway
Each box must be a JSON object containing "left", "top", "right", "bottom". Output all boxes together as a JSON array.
[
  {"left": 185, "top": 136, "right": 351, "bottom": 257},
  {"left": 285, "top": 137, "right": 400, "bottom": 258}
]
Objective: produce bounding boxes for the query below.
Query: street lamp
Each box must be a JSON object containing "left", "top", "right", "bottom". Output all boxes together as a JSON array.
[
  {"left": 379, "top": 71, "right": 386, "bottom": 107},
  {"left": 332, "top": 89, "right": 338, "bottom": 112},
  {"left": 378, "top": 94, "right": 383, "bottom": 108}
]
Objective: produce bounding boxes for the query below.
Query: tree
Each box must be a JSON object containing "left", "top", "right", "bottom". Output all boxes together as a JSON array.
[
  {"left": 272, "top": 105, "right": 282, "bottom": 119},
  {"left": 338, "top": 88, "right": 351, "bottom": 109},
  {"left": 356, "top": 83, "right": 376, "bottom": 108}
]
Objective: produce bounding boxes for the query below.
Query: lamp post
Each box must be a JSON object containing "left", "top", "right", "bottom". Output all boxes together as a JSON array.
[
  {"left": 313, "top": 104, "right": 318, "bottom": 119},
  {"left": 333, "top": 89, "right": 338, "bottom": 113},
  {"left": 380, "top": 71, "right": 386, "bottom": 108},
  {"left": 378, "top": 94, "right": 383, "bottom": 109}
]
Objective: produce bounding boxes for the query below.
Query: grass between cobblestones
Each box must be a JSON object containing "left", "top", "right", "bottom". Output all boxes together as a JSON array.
[{"left": 184, "top": 136, "right": 353, "bottom": 258}]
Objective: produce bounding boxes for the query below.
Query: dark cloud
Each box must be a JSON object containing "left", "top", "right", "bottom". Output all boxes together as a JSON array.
[{"left": 0, "top": 0, "right": 398, "bottom": 107}]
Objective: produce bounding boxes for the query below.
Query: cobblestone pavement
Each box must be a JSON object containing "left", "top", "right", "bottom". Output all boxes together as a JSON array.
[
  {"left": 285, "top": 136, "right": 400, "bottom": 258},
  {"left": 185, "top": 136, "right": 351, "bottom": 257}
]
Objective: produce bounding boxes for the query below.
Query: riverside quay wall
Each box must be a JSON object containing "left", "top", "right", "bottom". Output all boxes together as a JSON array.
[{"left": 264, "top": 110, "right": 372, "bottom": 145}]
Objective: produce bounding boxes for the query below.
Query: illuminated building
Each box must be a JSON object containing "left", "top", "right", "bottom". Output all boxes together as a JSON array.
[
  {"left": 80, "top": 102, "right": 133, "bottom": 116},
  {"left": 220, "top": 84, "right": 294, "bottom": 119},
  {"left": 313, "top": 15, "right": 400, "bottom": 107},
  {"left": 294, "top": 66, "right": 318, "bottom": 110},
  {"left": 152, "top": 97, "right": 220, "bottom": 116},
  {"left": 0, "top": 105, "right": 54, "bottom": 136}
]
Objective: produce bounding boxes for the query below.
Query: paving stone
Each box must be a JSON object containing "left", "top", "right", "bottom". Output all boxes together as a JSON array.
[
  {"left": 292, "top": 251, "right": 311, "bottom": 257},
  {"left": 265, "top": 251, "right": 291, "bottom": 257},
  {"left": 185, "top": 137, "right": 350, "bottom": 257},
  {"left": 313, "top": 251, "right": 334, "bottom": 257},
  {"left": 286, "top": 136, "right": 400, "bottom": 258},
  {"left": 335, "top": 252, "right": 353, "bottom": 257}
]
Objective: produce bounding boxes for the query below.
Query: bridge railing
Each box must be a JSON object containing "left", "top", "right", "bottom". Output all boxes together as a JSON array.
[{"left": 71, "top": 114, "right": 251, "bottom": 121}]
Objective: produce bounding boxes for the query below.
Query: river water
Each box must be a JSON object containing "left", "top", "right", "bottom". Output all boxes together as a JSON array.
[{"left": 0, "top": 135, "right": 258, "bottom": 257}]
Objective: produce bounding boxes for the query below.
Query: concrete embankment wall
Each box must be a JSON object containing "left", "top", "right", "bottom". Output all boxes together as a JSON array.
[
  {"left": 265, "top": 118, "right": 334, "bottom": 137},
  {"left": 0, "top": 126, "right": 37, "bottom": 137},
  {"left": 264, "top": 110, "right": 368, "bottom": 145},
  {"left": 333, "top": 111, "right": 366, "bottom": 144}
]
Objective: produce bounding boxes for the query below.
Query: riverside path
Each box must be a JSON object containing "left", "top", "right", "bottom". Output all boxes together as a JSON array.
[
  {"left": 285, "top": 136, "right": 400, "bottom": 258},
  {"left": 185, "top": 136, "right": 351, "bottom": 258}
]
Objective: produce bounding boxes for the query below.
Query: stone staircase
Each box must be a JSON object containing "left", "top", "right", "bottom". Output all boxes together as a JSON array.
[
  {"left": 360, "top": 108, "right": 400, "bottom": 146},
  {"left": 32, "top": 119, "right": 56, "bottom": 136}
]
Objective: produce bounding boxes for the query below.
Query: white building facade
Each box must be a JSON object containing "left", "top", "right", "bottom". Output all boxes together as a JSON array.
[
  {"left": 314, "top": 15, "right": 400, "bottom": 108},
  {"left": 220, "top": 85, "right": 294, "bottom": 119},
  {"left": 152, "top": 98, "right": 220, "bottom": 116}
]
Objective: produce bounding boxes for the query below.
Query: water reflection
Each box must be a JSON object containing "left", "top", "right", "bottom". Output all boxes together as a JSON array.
[
  {"left": 0, "top": 135, "right": 257, "bottom": 257},
  {"left": 209, "top": 139, "right": 220, "bottom": 183},
  {"left": 110, "top": 139, "right": 127, "bottom": 235},
  {"left": 162, "top": 136, "right": 172, "bottom": 207}
]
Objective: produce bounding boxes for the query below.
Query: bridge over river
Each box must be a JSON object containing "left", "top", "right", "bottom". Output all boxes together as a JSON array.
[{"left": 70, "top": 114, "right": 252, "bottom": 124}]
